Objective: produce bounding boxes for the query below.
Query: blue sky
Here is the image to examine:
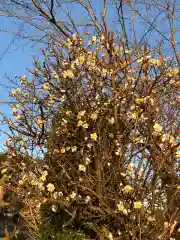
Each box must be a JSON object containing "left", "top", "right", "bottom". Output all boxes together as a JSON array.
[
  {"left": 0, "top": 0, "right": 178, "bottom": 152},
  {"left": 0, "top": 15, "right": 41, "bottom": 151}
]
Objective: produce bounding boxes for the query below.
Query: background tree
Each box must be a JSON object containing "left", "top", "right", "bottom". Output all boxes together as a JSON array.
[{"left": 1, "top": 34, "right": 179, "bottom": 240}]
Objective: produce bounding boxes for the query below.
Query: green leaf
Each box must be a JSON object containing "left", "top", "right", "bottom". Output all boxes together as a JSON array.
[{"left": 0, "top": 201, "right": 9, "bottom": 207}]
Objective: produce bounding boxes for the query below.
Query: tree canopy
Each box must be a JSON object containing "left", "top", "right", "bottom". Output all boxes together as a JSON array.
[{"left": 0, "top": 1, "right": 179, "bottom": 239}]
